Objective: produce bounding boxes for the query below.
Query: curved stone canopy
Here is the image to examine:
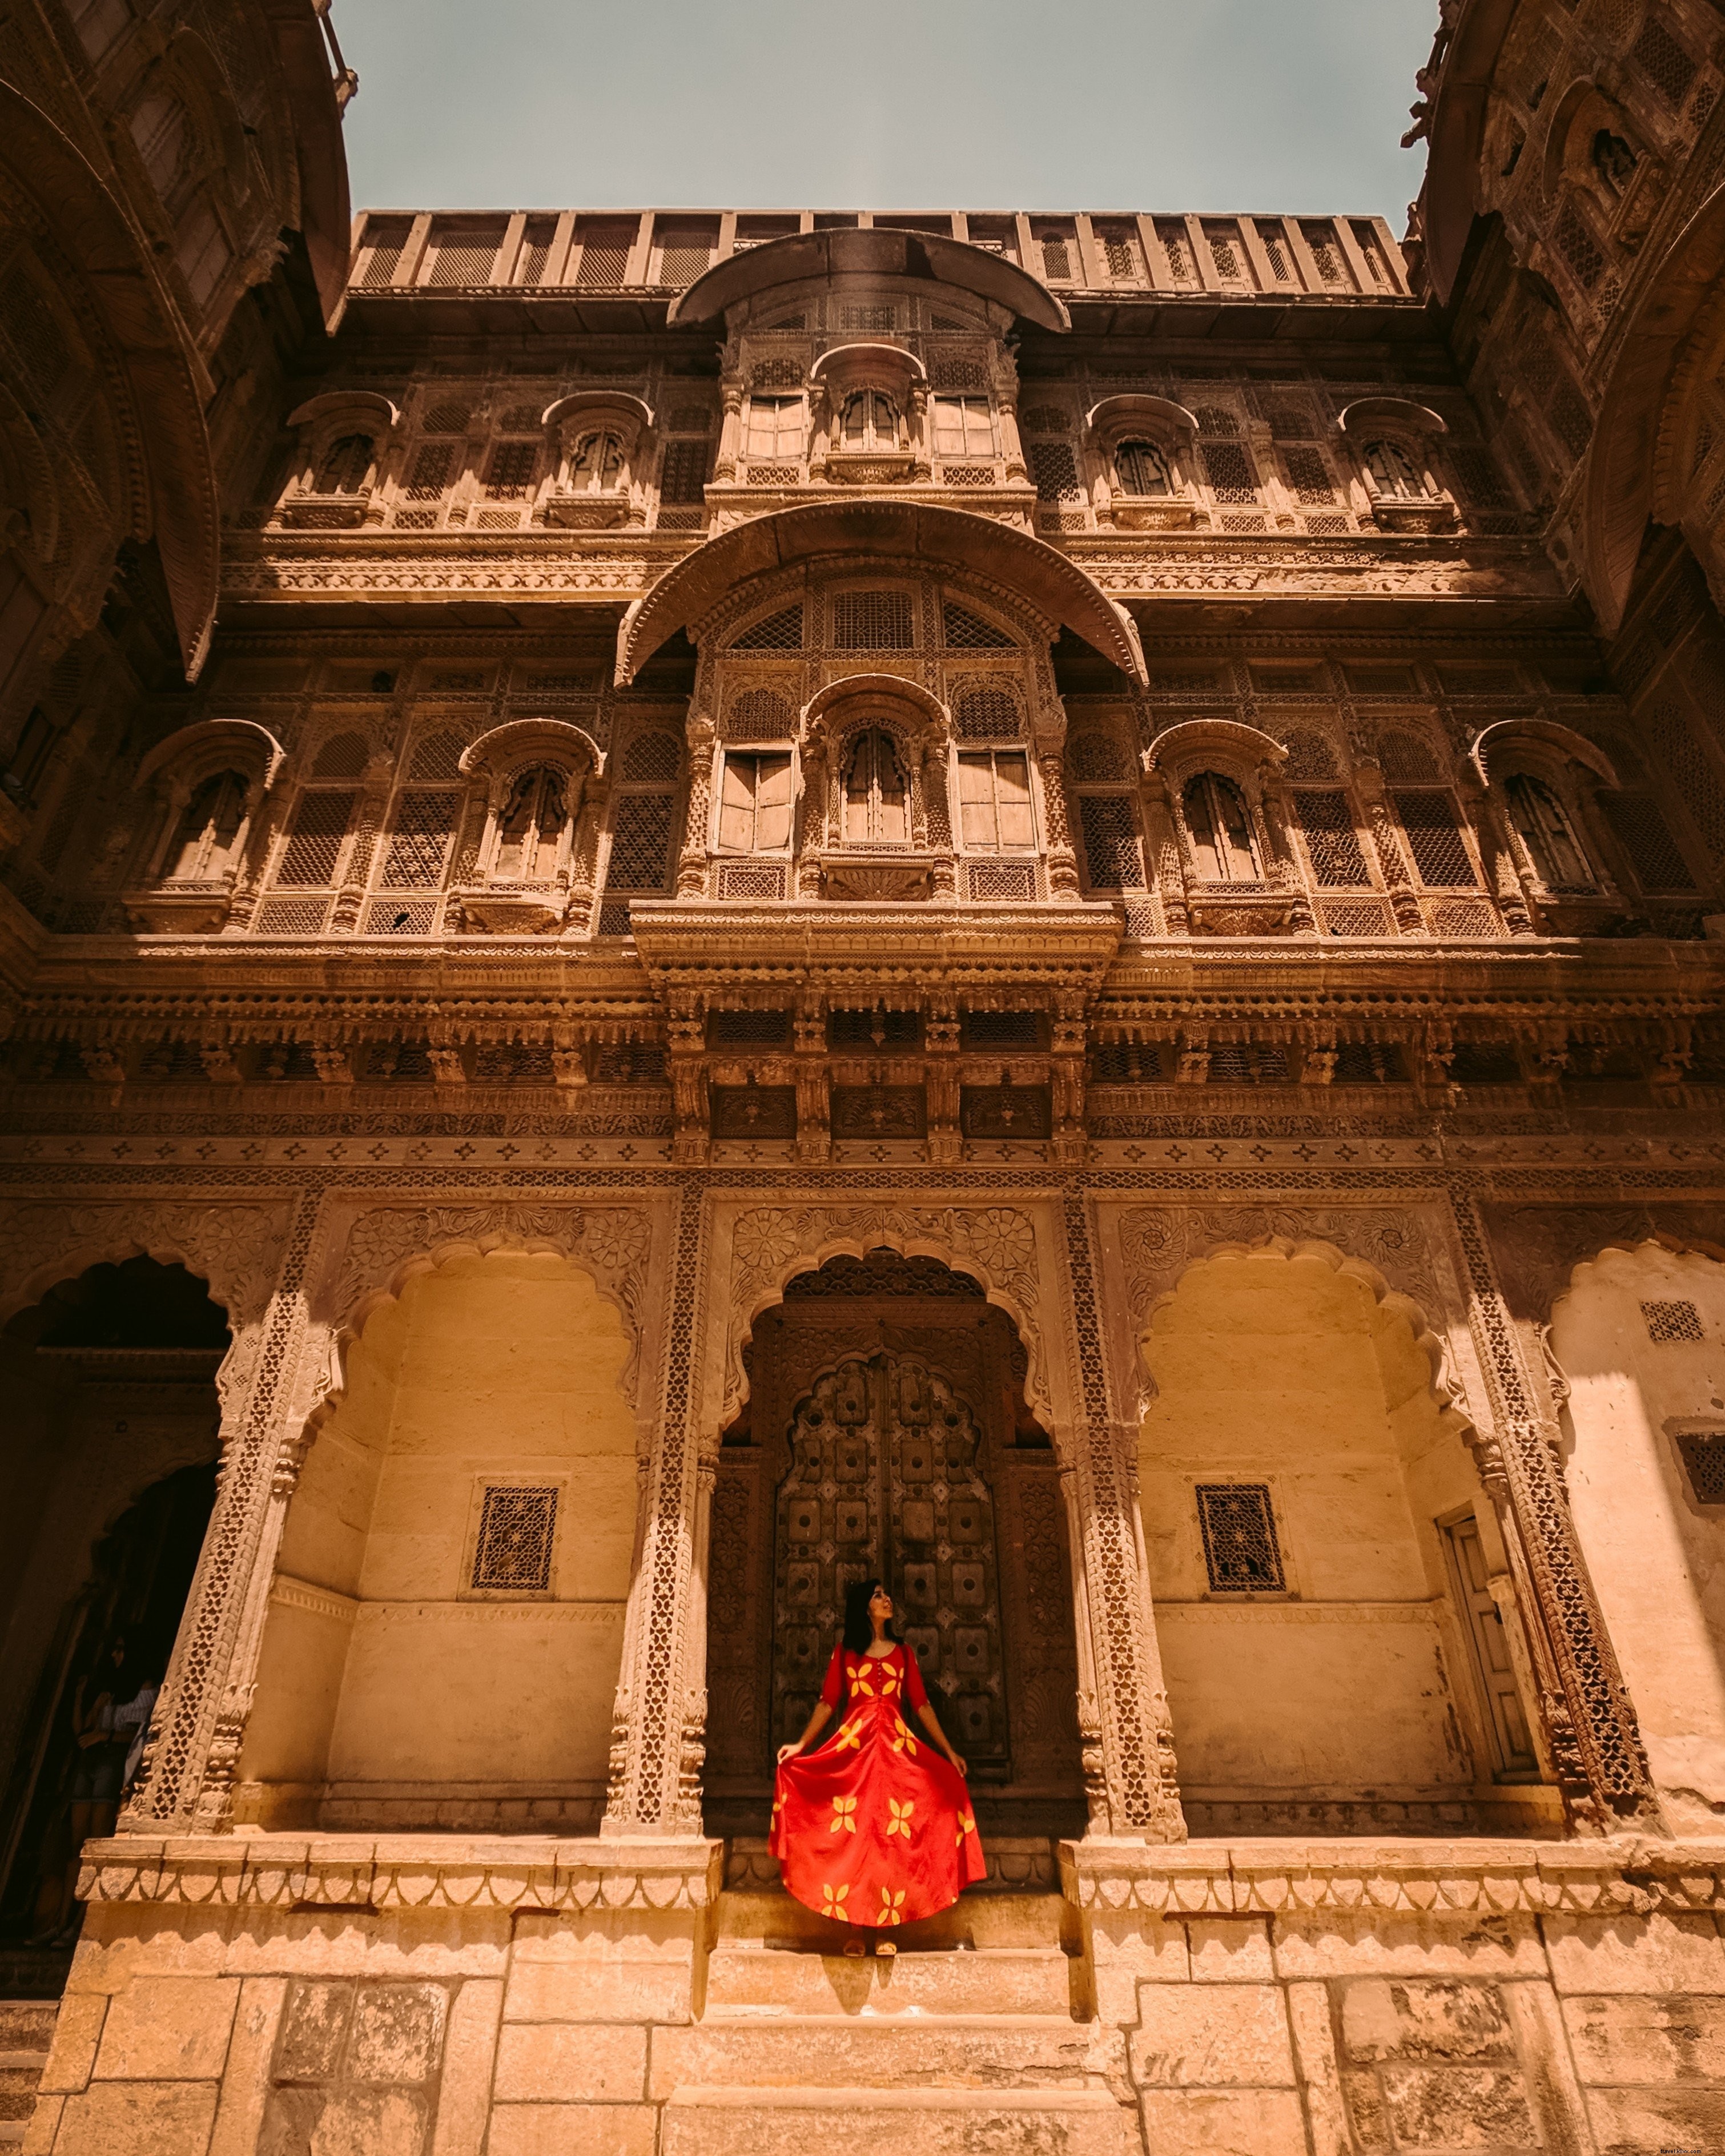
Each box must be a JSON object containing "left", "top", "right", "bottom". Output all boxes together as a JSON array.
[
  {"left": 668, "top": 226, "right": 1070, "bottom": 332},
  {"left": 614, "top": 500, "right": 1147, "bottom": 685},
  {"left": 1582, "top": 181, "right": 1725, "bottom": 635},
  {"left": 1419, "top": 0, "right": 1517, "bottom": 304},
  {"left": 0, "top": 84, "right": 219, "bottom": 681}
]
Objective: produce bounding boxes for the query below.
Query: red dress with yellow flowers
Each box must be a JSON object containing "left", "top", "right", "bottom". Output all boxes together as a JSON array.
[{"left": 770, "top": 1640, "right": 985, "bottom": 1929}]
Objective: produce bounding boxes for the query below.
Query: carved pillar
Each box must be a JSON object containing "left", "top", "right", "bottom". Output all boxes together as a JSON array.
[
  {"left": 1036, "top": 748, "right": 1083, "bottom": 902},
  {"left": 1051, "top": 997, "right": 1087, "bottom": 1164},
  {"left": 1352, "top": 758, "right": 1424, "bottom": 932},
  {"left": 1462, "top": 775, "right": 1535, "bottom": 935},
  {"left": 675, "top": 723, "right": 716, "bottom": 896},
  {"left": 793, "top": 1001, "right": 830, "bottom": 1163},
  {"left": 1446, "top": 1193, "right": 1664, "bottom": 1835},
  {"left": 604, "top": 1183, "right": 710, "bottom": 1835},
  {"left": 1140, "top": 769, "right": 1189, "bottom": 934},
  {"left": 329, "top": 755, "right": 392, "bottom": 935},
  {"left": 1056, "top": 1192, "right": 1186, "bottom": 1840},
  {"left": 925, "top": 999, "right": 961, "bottom": 1165},
  {"left": 714, "top": 379, "right": 744, "bottom": 483},
  {"left": 123, "top": 1188, "right": 323, "bottom": 1833}
]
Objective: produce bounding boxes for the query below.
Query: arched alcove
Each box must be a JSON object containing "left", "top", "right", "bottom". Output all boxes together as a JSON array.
[
  {"left": 706, "top": 1245, "right": 1084, "bottom": 1841},
  {"left": 0, "top": 1257, "right": 227, "bottom": 1942},
  {"left": 241, "top": 1249, "right": 640, "bottom": 1833},
  {"left": 1550, "top": 1238, "right": 1725, "bottom": 1835},
  {"left": 1138, "top": 1242, "right": 1547, "bottom": 1834}
]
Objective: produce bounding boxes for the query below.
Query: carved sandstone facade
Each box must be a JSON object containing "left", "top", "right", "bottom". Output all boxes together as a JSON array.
[{"left": 3, "top": 3, "right": 1725, "bottom": 2153}]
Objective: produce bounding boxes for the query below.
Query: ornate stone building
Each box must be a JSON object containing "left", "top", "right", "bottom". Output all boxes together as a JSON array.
[{"left": 2, "top": 0, "right": 1725, "bottom": 2150}]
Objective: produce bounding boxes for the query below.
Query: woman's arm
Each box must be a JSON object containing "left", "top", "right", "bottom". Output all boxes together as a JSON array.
[
  {"left": 777, "top": 1699, "right": 833, "bottom": 1765},
  {"left": 914, "top": 1699, "right": 967, "bottom": 1776}
]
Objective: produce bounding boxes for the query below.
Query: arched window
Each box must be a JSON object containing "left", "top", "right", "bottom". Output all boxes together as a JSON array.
[
  {"left": 492, "top": 767, "right": 569, "bottom": 883},
  {"left": 1116, "top": 438, "right": 1172, "bottom": 498},
  {"left": 1364, "top": 440, "right": 1426, "bottom": 500},
  {"left": 570, "top": 431, "right": 626, "bottom": 492},
  {"left": 313, "top": 435, "right": 375, "bottom": 495},
  {"left": 167, "top": 771, "right": 247, "bottom": 880},
  {"left": 1506, "top": 774, "right": 1594, "bottom": 891},
  {"left": 840, "top": 391, "right": 898, "bottom": 451},
  {"left": 843, "top": 730, "right": 910, "bottom": 846},
  {"left": 1183, "top": 772, "right": 1262, "bottom": 882}
]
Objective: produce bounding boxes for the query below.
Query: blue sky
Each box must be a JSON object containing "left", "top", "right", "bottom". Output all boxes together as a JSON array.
[{"left": 336, "top": 0, "right": 1434, "bottom": 229}]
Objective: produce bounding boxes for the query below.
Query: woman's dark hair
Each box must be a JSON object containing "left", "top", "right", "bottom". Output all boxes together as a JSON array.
[{"left": 841, "top": 1578, "right": 900, "bottom": 1655}]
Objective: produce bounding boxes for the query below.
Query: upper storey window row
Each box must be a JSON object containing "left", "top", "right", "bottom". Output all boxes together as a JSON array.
[{"left": 347, "top": 210, "right": 1409, "bottom": 299}]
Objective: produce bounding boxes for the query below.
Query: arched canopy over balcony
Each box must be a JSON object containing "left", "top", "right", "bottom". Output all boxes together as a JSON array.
[
  {"left": 614, "top": 500, "right": 1147, "bottom": 686},
  {"left": 669, "top": 226, "right": 1071, "bottom": 333}
]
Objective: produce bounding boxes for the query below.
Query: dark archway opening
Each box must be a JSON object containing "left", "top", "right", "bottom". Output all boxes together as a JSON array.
[
  {"left": 705, "top": 1246, "right": 1083, "bottom": 1844},
  {"left": 0, "top": 1258, "right": 225, "bottom": 1978}
]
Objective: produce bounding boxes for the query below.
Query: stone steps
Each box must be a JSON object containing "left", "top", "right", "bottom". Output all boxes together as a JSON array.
[
  {"left": 661, "top": 2085, "right": 1133, "bottom": 2155},
  {"left": 656, "top": 2012, "right": 1124, "bottom": 2092},
  {"left": 0, "top": 2005, "right": 57, "bottom": 2148}
]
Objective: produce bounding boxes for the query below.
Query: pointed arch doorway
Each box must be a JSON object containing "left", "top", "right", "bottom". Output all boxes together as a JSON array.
[{"left": 705, "top": 1247, "right": 1085, "bottom": 1839}]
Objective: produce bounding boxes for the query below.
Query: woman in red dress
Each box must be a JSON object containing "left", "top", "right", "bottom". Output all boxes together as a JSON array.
[{"left": 771, "top": 1579, "right": 985, "bottom": 1953}]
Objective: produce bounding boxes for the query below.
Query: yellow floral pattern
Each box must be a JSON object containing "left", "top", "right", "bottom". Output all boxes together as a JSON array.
[
  {"left": 830, "top": 1795, "right": 857, "bottom": 1834},
  {"left": 877, "top": 1886, "right": 907, "bottom": 1925},
  {"left": 820, "top": 1883, "right": 850, "bottom": 1918},
  {"left": 886, "top": 1797, "right": 915, "bottom": 1840}
]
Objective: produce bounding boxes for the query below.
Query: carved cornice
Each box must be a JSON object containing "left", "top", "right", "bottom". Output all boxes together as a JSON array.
[
  {"left": 1060, "top": 1834, "right": 1725, "bottom": 1917},
  {"left": 81, "top": 1833, "right": 725, "bottom": 1911}
]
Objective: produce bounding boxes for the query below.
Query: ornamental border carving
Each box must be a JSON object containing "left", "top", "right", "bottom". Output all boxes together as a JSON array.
[
  {"left": 0, "top": 1198, "right": 293, "bottom": 1336},
  {"left": 718, "top": 1198, "right": 1050, "bottom": 1434}
]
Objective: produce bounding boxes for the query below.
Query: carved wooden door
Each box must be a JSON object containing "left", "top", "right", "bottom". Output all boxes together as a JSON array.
[{"left": 772, "top": 1351, "right": 1008, "bottom": 1775}]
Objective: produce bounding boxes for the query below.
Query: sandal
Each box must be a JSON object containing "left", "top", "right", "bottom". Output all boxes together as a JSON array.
[{"left": 875, "top": 1940, "right": 897, "bottom": 1957}]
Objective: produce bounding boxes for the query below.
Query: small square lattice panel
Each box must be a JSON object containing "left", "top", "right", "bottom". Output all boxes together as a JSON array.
[
  {"left": 1674, "top": 1429, "right": 1725, "bottom": 1505},
  {"left": 1195, "top": 1484, "right": 1286, "bottom": 1592},
  {"left": 1643, "top": 1300, "right": 1704, "bottom": 1344},
  {"left": 472, "top": 1485, "right": 559, "bottom": 1591}
]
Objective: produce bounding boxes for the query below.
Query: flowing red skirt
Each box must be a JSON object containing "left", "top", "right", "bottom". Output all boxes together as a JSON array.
[{"left": 770, "top": 1655, "right": 986, "bottom": 1928}]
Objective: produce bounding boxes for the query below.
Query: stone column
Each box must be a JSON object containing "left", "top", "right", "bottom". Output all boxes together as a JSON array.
[
  {"left": 1446, "top": 1192, "right": 1664, "bottom": 1834},
  {"left": 1140, "top": 769, "right": 1190, "bottom": 934},
  {"left": 1352, "top": 758, "right": 1424, "bottom": 932},
  {"left": 1056, "top": 1191, "right": 1187, "bottom": 1840},
  {"left": 1257, "top": 770, "right": 1316, "bottom": 934},
  {"left": 1462, "top": 774, "right": 1535, "bottom": 935},
  {"left": 1036, "top": 748, "right": 1083, "bottom": 902},
  {"left": 122, "top": 1187, "right": 324, "bottom": 1833},
  {"left": 604, "top": 1184, "right": 711, "bottom": 1835}
]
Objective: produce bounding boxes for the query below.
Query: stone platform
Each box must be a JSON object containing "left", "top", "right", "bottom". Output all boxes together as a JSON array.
[{"left": 15, "top": 1832, "right": 1725, "bottom": 2152}]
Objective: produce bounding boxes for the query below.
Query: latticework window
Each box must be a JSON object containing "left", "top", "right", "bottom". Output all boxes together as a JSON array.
[
  {"left": 472, "top": 1485, "right": 558, "bottom": 1591},
  {"left": 358, "top": 219, "right": 410, "bottom": 288},
  {"left": 1548, "top": 377, "right": 1595, "bottom": 463},
  {"left": 1184, "top": 772, "right": 1261, "bottom": 882},
  {"left": 1155, "top": 219, "right": 1195, "bottom": 283},
  {"left": 1117, "top": 439, "right": 1173, "bottom": 497},
  {"left": 1602, "top": 794, "right": 1696, "bottom": 891},
  {"left": 485, "top": 441, "right": 538, "bottom": 498},
  {"left": 1038, "top": 229, "right": 1073, "bottom": 281},
  {"left": 403, "top": 444, "right": 453, "bottom": 501},
  {"left": 1028, "top": 441, "right": 1083, "bottom": 504},
  {"left": 606, "top": 793, "right": 676, "bottom": 892},
  {"left": 656, "top": 228, "right": 714, "bottom": 287},
  {"left": 1078, "top": 795, "right": 1143, "bottom": 888},
  {"left": 1445, "top": 445, "right": 1511, "bottom": 508},
  {"left": 1631, "top": 14, "right": 1698, "bottom": 106},
  {"left": 1301, "top": 222, "right": 1346, "bottom": 285},
  {"left": 954, "top": 686, "right": 1021, "bottom": 739},
  {"left": 622, "top": 733, "right": 681, "bottom": 783},
  {"left": 1675, "top": 1428, "right": 1725, "bottom": 1504},
  {"left": 943, "top": 604, "right": 1014, "bottom": 649},
  {"left": 1282, "top": 730, "right": 1338, "bottom": 781},
  {"left": 658, "top": 437, "right": 709, "bottom": 508},
  {"left": 424, "top": 230, "right": 503, "bottom": 287},
  {"left": 957, "top": 750, "right": 1034, "bottom": 852},
  {"left": 833, "top": 590, "right": 913, "bottom": 649},
  {"left": 1644, "top": 701, "right": 1725, "bottom": 865},
  {"left": 381, "top": 790, "right": 457, "bottom": 888},
  {"left": 1201, "top": 441, "right": 1258, "bottom": 504},
  {"left": 1295, "top": 790, "right": 1370, "bottom": 885},
  {"left": 1506, "top": 774, "right": 1593, "bottom": 890},
  {"left": 1097, "top": 222, "right": 1142, "bottom": 279},
  {"left": 1394, "top": 791, "right": 1477, "bottom": 887},
  {"left": 961, "top": 1009, "right": 1042, "bottom": 1049},
  {"left": 719, "top": 751, "right": 793, "bottom": 851},
  {"left": 733, "top": 605, "right": 802, "bottom": 651},
  {"left": 275, "top": 791, "right": 354, "bottom": 886},
  {"left": 1378, "top": 731, "right": 1441, "bottom": 783},
  {"left": 843, "top": 730, "right": 911, "bottom": 845},
  {"left": 1553, "top": 198, "right": 1607, "bottom": 292},
  {"left": 1067, "top": 734, "right": 1128, "bottom": 782},
  {"left": 409, "top": 732, "right": 464, "bottom": 780},
  {"left": 313, "top": 435, "right": 373, "bottom": 495},
  {"left": 1283, "top": 447, "right": 1333, "bottom": 505},
  {"left": 1643, "top": 1298, "right": 1704, "bottom": 1344},
  {"left": 1196, "top": 1485, "right": 1285, "bottom": 1592},
  {"left": 421, "top": 399, "right": 472, "bottom": 436},
  {"left": 727, "top": 689, "right": 794, "bottom": 741},
  {"left": 574, "top": 224, "right": 633, "bottom": 287}
]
